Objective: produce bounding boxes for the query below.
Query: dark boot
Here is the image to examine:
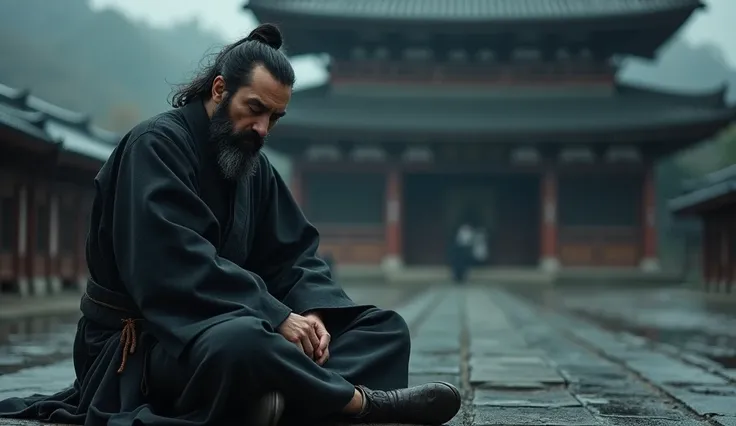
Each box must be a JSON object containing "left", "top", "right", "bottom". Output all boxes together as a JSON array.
[
  {"left": 352, "top": 382, "right": 461, "bottom": 425},
  {"left": 248, "top": 391, "right": 285, "bottom": 426}
]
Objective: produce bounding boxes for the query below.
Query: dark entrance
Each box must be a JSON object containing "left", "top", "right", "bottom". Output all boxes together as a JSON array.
[{"left": 403, "top": 173, "right": 540, "bottom": 266}]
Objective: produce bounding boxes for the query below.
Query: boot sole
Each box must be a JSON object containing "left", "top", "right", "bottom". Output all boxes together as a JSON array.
[{"left": 430, "top": 381, "right": 462, "bottom": 425}]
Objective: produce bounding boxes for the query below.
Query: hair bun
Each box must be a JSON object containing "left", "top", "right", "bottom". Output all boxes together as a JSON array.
[{"left": 247, "top": 23, "right": 283, "bottom": 50}]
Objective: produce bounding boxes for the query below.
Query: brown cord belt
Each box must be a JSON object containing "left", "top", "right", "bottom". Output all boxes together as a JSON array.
[{"left": 83, "top": 291, "right": 141, "bottom": 374}]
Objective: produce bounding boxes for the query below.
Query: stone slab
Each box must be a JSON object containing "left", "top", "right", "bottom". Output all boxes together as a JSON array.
[
  {"left": 662, "top": 384, "right": 736, "bottom": 417},
  {"left": 411, "top": 339, "right": 460, "bottom": 354},
  {"left": 570, "top": 380, "right": 656, "bottom": 398},
  {"left": 474, "top": 388, "right": 581, "bottom": 408},
  {"left": 472, "top": 355, "right": 550, "bottom": 367},
  {"left": 625, "top": 359, "right": 728, "bottom": 386},
  {"left": 714, "top": 416, "right": 736, "bottom": 426},
  {"left": 724, "top": 370, "right": 736, "bottom": 381},
  {"left": 470, "top": 365, "right": 566, "bottom": 386},
  {"left": 577, "top": 395, "right": 686, "bottom": 420},
  {"left": 473, "top": 406, "right": 601, "bottom": 425},
  {"left": 558, "top": 366, "right": 630, "bottom": 382},
  {"left": 409, "top": 353, "right": 461, "bottom": 375},
  {"left": 597, "top": 418, "right": 706, "bottom": 426}
]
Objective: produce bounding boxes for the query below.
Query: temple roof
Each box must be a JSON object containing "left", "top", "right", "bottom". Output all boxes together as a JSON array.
[
  {"left": 669, "top": 164, "right": 736, "bottom": 215},
  {"left": 247, "top": 0, "right": 703, "bottom": 22},
  {"left": 269, "top": 82, "right": 736, "bottom": 144},
  {"left": 0, "top": 83, "right": 120, "bottom": 163}
]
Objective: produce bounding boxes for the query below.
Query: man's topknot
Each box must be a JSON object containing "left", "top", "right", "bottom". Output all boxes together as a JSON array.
[{"left": 246, "top": 23, "right": 283, "bottom": 50}]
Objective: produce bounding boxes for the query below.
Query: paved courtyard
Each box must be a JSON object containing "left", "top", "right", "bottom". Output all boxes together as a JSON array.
[
  {"left": 525, "top": 286, "right": 736, "bottom": 366},
  {"left": 1, "top": 285, "right": 735, "bottom": 425}
]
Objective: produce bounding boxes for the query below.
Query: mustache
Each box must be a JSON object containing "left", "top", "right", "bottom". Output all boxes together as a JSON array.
[
  {"left": 227, "top": 130, "right": 264, "bottom": 154},
  {"left": 238, "top": 130, "right": 264, "bottom": 147}
]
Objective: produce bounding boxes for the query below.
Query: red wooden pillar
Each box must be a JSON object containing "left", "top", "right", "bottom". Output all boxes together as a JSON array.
[
  {"left": 15, "top": 183, "right": 30, "bottom": 297},
  {"left": 75, "top": 192, "right": 91, "bottom": 292},
  {"left": 724, "top": 215, "right": 736, "bottom": 293},
  {"left": 718, "top": 213, "right": 730, "bottom": 293},
  {"left": 290, "top": 163, "right": 303, "bottom": 207},
  {"left": 383, "top": 167, "right": 403, "bottom": 270},
  {"left": 540, "top": 167, "right": 559, "bottom": 271},
  {"left": 28, "top": 182, "right": 48, "bottom": 296},
  {"left": 729, "top": 214, "right": 735, "bottom": 294},
  {"left": 702, "top": 215, "right": 713, "bottom": 292},
  {"left": 641, "top": 165, "right": 659, "bottom": 271},
  {"left": 48, "top": 190, "right": 61, "bottom": 294}
]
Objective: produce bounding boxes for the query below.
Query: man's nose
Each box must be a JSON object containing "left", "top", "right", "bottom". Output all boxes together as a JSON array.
[{"left": 252, "top": 116, "right": 269, "bottom": 138}]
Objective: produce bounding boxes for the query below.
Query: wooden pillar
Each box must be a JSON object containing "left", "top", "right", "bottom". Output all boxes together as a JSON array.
[
  {"left": 16, "top": 184, "right": 30, "bottom": 297},
  {"left": 718, "top": 212, "right": 730, "bottom": 293},
  {"left": 382, "top": 167, "right": 403, "bottom": 271},
  {"left": 290, "top": 162, "right": 303, "bottom": 207},
  {"left": 700, "top": 216, "right": 710, "bottom": 293},
  {"left": 76, "top": 192, "right": 91, "bottom": 292},
  {"left": 540, "top": 167, "right": 559, "bottom": 271},
  {"left": 0, "top": 173, "right": 15, "bottom": 293},
  {"left": 703, "top": 215, "right": 713, "bottom": 292},
  {"left": 729, "top": 214, "right": 735, "bottom": 294},
  {"left": 713, "top": 215, "right": 723, "bottom": 292},
  {"left": 27, "top": 183, "right": 49, "bottom": 296},
  {"left": 640, "top": 165, "right": 659, "bottom": 271},
  {"left": 48, "top": 191, "right": 61, "bottom": 294}
]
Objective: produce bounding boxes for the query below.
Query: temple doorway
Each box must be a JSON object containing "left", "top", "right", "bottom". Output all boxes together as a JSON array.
[{"left": 403, "top": 173, "right": 540, "bottom": 266}]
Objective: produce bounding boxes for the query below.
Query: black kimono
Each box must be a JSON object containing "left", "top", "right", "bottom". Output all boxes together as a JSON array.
[{"left": 0, "top": 101, "right": 410, "bottom": 425}]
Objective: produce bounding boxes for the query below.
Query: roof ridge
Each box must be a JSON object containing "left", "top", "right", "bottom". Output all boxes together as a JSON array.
[
  {"left": 248, "top": 0, "right": 704, "bottom": 21},
  {"left": 0, "top": 82, "right": 121, "bottom": 162},
  {"left": 615, "top": 81, "right": 728, "bottom": 108}
]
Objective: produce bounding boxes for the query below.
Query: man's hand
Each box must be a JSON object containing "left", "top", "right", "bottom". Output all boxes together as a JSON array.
[
  {"left": 304, "top": 312, "right": 330, "bottom": 365},
  {"left": 277, "top": 313, "right": 321, "bottom": 359}
]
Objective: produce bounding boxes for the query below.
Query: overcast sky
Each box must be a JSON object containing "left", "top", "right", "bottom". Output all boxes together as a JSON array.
[{"left": 89, "top": 0, "right": 736, "bottom": 86}]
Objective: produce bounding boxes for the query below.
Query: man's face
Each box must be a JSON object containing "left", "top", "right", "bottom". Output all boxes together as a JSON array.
[{"left": 209, "top": 65, "right": 291, "bottom": 180}]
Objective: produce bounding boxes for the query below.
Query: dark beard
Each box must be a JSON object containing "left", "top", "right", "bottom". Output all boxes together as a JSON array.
[{"left": 208, "top": 99, "right": 264, "bottom": 180}]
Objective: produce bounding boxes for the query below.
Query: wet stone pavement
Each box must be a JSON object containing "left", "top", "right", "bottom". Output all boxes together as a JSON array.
[
  {"left": 527, "top": 287, "right": 736, "bottom": 368},
  {"left": 1, "top": 285, "right": 736, "bottom": 425}
]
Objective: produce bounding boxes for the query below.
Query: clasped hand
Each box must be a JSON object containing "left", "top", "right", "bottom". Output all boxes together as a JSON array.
[{"left": 277, "top": 313, "right": 330, "bottom": 365}]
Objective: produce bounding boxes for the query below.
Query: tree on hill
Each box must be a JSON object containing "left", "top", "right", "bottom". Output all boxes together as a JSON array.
[{"left": 0, "top": 0, "right": 224, "bottom": 125}]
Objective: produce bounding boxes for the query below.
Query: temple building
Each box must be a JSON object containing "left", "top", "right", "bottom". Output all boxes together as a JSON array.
[
  {"left": 0, "top": 83, "right": 117, "bottom": 297},
  {"left": 245, "top": 0, "right": 736, "bottom": 272},
  {"left": 670, "top": 165, "right": 736, "bottom": 294}
]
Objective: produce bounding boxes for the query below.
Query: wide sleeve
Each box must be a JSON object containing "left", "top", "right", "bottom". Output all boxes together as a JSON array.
[
  {"left": 111, "top": 131, "right": 292, "bottom": 357},
  {"left": 245, "top": 157, "right": 357, "bottom": 315}
]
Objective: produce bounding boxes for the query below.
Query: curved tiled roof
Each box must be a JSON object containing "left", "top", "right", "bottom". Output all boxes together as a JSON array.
[
  {"left": 247, "top": 0, "right": 703, "bottom": 21},
  {"left": 268, "top": 81, "right": 736, "bottom": 140},
  {"left": 0, "top": 83, "right": 120, "bottom": 162},
  {"left": 669, "top": 164, "right": 736, "bottom": 214}
]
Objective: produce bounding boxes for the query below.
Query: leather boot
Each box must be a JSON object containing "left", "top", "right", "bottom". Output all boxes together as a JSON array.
[
  {"left": 248, "top": 391, "right": 285, "bottom": 426},
  {"left": 352, "top": 382, "right": 461, "bottom": 425}
]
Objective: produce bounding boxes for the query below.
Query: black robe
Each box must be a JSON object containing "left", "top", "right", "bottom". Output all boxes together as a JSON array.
[{"left": 0, "top": 100, "right": 409, "bottom": 425}]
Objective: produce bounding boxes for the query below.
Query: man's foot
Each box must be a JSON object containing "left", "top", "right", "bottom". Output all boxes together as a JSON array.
[
  {"left": 248, "top": 391, "right": 285, "bottom": 426},
  {"left": 353, "top": 382, "right": 461, "bottom": 425}
]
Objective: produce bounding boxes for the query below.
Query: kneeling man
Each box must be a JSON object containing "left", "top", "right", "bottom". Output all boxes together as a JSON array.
[{"left": 0, "top": 24, "right": 460, "bottom": 426}]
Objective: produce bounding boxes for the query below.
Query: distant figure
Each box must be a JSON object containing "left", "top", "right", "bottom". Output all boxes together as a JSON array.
[
  {"left": 0, "top": 24, "right": 460, "bottom": 426},
  {"left": 450, "top": 223, "right": 474, "bottom": 284},
  {"left": 472, "top": 227, "right": 488, "bottom": 266}
]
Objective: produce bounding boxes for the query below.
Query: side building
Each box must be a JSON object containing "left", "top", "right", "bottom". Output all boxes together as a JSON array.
[
  {"left": 0, "top": 83, "right": 118, "bottom": 297},
  {"left": 245, "top": 0, "right": 736, "bottom": 274},
  {"left": 669, "top": 164, "right": 736, "bottom": 294}
]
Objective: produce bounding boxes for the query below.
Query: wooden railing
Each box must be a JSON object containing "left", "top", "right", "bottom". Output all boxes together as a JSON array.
[
  {"left": 558, "top": 226, "right": 641, "bottom": 267},
  {"left": 314, "top": 224, "right": 385, "bottom": 265}
]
